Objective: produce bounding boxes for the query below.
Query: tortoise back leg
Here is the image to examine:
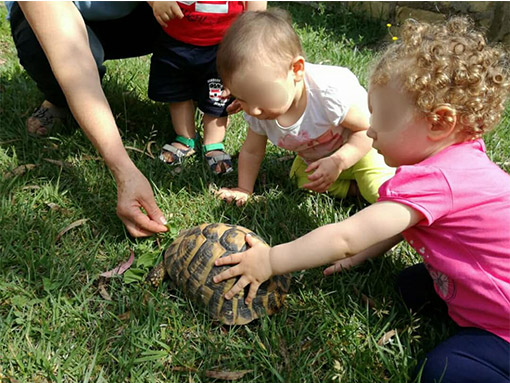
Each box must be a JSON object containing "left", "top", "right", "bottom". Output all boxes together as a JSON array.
[{"left": 145, "top": 262, "right": 167, "bottom": 288}]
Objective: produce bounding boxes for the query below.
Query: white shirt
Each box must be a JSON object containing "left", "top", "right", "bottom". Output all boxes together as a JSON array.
[{"left": 245, "top": 63, "right": 369, "bottom": 163}]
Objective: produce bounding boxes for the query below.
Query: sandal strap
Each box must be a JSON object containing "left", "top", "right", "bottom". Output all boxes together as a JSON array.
[
  {"left": 202, "top": 142, "right": 225, "bottom": 153},
  {"left": 175, "top": 135, "right": 197, "bottom": 149}
]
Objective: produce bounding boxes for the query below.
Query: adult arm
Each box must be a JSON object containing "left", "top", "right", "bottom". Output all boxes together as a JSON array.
[
  {"left": 19, "top": 2, "right": 168, "bottom": 237},
  {"left": 245, "top": 2, "right": 267, "bottom": 11}
]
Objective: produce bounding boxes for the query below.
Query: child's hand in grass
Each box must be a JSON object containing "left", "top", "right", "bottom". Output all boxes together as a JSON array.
[
  {"left": 302, "top": 156, "right": 343, "bottom": 193},
  {"left": 213, "top": 234, "right": 273, "bottom": 304},
  {"left": 215, "top": 187, "right": 251, "bottom": 207}
]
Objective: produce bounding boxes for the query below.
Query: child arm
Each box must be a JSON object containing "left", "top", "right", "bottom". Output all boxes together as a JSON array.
[
  {"left": 214, "top": 201, "right": 423, "bottom": 303},
  {"left": 147, "top": 2, "right": 184, "bottom": 27},
  {"left": 216, "top": 129, "right": 267, "bottom": 206},
  {"left": 323, "top": 234, "right": 402, "bottom": 275},
  {"left": 304, "top": 104, "right": 372, "bottom": 192}
]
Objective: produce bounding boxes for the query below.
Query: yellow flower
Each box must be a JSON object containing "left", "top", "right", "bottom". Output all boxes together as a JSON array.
[
  {"left": 392, "top": 36, "right": 398, "bottom": 41},
  {"left": 386, "top": 23, "right": 392, "bottom": 27}
]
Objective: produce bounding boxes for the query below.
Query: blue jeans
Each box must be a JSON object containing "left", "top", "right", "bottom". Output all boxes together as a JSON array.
[{"left": 397, "top": 264, "right": 510, "bottom": 383}]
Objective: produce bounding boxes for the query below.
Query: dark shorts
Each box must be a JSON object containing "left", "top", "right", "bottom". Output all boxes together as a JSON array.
[{"left": 148, "top": 32, "right": 230, "bottom": 117}]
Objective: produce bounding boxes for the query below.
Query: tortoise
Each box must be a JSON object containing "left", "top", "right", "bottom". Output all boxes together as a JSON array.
[{"left": 146, "top": 223, "right": 291, "bottom": 325}]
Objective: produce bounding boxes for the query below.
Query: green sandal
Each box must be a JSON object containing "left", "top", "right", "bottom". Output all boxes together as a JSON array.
[
  {"left": 203, "top": 143, "right": 233, "bottom": 175},
  {"left": 159, "top": 135, "right": 199, "bottom": 165}
]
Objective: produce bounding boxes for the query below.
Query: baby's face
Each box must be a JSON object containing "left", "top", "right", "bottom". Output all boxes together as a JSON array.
[
  {"left": 367, "top": 80, "right": 431, "bottom": 167},
  {"left": 226, "top": 63, "right": 297, "bottom": 120}
]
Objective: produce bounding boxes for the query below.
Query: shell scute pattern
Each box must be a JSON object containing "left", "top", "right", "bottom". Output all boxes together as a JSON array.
[{"left": 159, "top": 223, "right": 291, "bottom": 324}]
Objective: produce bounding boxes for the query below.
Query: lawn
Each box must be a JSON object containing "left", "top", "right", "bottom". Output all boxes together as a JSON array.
[{"left": 1, "top": 2, "right": 509, "bottom": 382}]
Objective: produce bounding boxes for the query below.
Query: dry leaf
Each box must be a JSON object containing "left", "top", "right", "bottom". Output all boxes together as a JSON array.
[
  {"left": 98, "top": 277, "right": 112, "bottom": 301},
  {"left": 4, "top": 164, "right": 37, "bottom": 179},
  {"left": 205, "top": 370, "right": 252, "bottom": 380},
  {"left": 353, "top": 287, "right": 376, "bottom": 309},
  {"left": 100, "top": 249, "right": 135, "bottom": 278},
  {"left": 377, "top": 329, "right": 396, "bottom": 346},
  {"left": 146, "top": 141, "right": 157, "bottom": 159},
  {"left": 125, "top": 145, "right": 154, "bottom": 159},
  {"left": 118, "top": 311, "right": 130, "bottom": 321},
  {"left": 43, "top": 158, "right": 70, "bottom": 167},
  {"left": 55, "top": 218, "right": 89, "bottom": 242}
]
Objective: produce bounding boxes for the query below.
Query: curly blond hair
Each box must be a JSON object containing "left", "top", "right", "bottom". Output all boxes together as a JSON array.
[{"left": 371, "top": 17, "right": 509, "bottom": 139}]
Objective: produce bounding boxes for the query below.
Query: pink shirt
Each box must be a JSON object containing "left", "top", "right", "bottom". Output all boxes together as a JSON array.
[{"left": 378, "top": 139, "right": 510, "bottom": 342}]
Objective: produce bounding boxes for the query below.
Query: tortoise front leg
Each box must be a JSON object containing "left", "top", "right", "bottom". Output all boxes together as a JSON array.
[{"left": 145, "top": 262, "right": 167, "bottom": 288}]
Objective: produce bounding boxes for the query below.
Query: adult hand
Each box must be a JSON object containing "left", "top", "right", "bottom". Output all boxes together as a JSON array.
[
  {"left": 302, "top": 156, "right": 344, "bottom": 193},
  {"left": 149, "top": 1, "right": 184, "bottom": 27},
  {"left": 213, "top": 234, "right": 273, "bottom": 304},
  {"left": 215, "top": 187, "right": 251, "bottom": 207},
  {"left": 116, "top": 167, "right": 168, "bottom": 237}
]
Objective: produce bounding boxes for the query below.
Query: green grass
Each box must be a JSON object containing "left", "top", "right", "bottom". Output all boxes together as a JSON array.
[{"left": 1, "top": 2, "right": 509, "bottom": 382}]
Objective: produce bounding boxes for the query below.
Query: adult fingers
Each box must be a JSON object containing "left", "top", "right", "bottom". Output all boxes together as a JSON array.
[
  {"left": 224, "top": 276, "right": 250, "bottom": 300},
  {"left": 141, "top": 196, "right": 169, "bottom": 232},
  {"left": 120, "top": 214, "right": 155, "bottom": 238},
  {"left": 304, "top": 161, "right": 319, "bottom": 173}
]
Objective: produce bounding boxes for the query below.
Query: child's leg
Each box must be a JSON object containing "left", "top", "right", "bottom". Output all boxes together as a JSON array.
[
  {"left": 169, "top": 100, "right": 196, "bottom": 149},
  {"left": 159, "top": 100, "right": 197, "bottom": 164},
  {"left": 202, "top": 114, "right": 232, "bottom": 175},
  {"left": 416, "top": 328, "right": 510, "bottom": 383},
  {"left": 351, "top": 148, "right": 395, "bottom": 203}
]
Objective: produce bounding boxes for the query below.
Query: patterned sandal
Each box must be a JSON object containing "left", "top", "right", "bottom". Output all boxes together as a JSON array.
[
  {"left": 203, "top": 143, "right": 233, "bottom": 175},
  {"left": 159, "top": 135, "right": 198, "bottom": 165}
]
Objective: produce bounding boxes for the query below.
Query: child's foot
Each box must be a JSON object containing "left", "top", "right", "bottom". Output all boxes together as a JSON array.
[
  {"left": 203, "top": 143, "right": 233, "bottom": 175},
  {"left": 26, "top": 100, "right": 68, "bottom": 137},
  {"left": 159, "top": 136, "right": 197, "bottom": 165}
]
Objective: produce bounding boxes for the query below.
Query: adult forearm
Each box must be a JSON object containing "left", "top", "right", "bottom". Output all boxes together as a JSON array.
[{"left": 20, "top": 2, "right": 134, "bottom": 178}]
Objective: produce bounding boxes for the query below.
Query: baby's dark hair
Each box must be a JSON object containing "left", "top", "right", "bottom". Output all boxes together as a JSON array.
[
  {"left": 371, "top": 17, "right": 509, "bottom": 139},
  {"left": 217, "top": 8, "right": 304, "bottom": 86}
]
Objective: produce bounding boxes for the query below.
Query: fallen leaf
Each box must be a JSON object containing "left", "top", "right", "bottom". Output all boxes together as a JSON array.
[
  {"left": 118, "top": 311, "right": 130, "bottom": 321},
  {"left": 100, "top": 249, "right": 135, "bottom": 278},
  {"left": 55, "top": 218, "right": 89, "bottom": 242},
  {"left": 146, "top": 141, "right": 157, "bottom": 159},
  {"left": 98, "top": 277, "right": 112, "bottom": 301},
  {"left": 353, "top": 287, "right": 376, "bottom": 309},
  {"left": 4, "top": 164, "right": 37, "bottom": 179},
  {"left": 125, "top": 145, "right": 154, "bottom": 159},
  {"left": 205, "top": 370, "right": 252, "bottom": 380},
  {"left": 377, "top": 329, "right": 396, "bottom": 346},
  {"left": 43, "top": 158, "right": 71, "bottom": 167}
]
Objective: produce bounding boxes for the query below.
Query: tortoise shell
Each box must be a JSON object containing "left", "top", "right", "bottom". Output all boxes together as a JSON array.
[{"left": 152, "top": 223, "right": 291, "bottom": 325}]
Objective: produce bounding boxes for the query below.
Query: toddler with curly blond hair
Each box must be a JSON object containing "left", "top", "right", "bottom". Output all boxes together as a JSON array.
[{"left": 214, "top": 17, "right": 510, "bottom": 382}]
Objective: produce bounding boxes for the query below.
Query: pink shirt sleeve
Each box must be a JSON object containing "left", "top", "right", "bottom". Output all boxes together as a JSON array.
[{"left": 377, "top": 165, "right": 453, "bottom": 226}]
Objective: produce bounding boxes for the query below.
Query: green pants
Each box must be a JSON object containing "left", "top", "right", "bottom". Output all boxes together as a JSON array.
[{"left": 289, "top": 149, "right": 395, "bottom": 203}]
